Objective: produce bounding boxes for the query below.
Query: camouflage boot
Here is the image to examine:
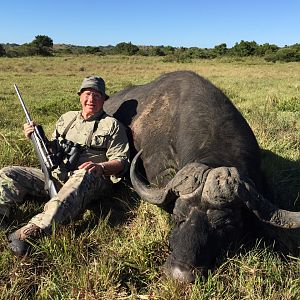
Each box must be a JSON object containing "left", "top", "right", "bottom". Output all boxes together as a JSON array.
[{"left": 7, "top": 223, "right": 42, "bottom": 256}]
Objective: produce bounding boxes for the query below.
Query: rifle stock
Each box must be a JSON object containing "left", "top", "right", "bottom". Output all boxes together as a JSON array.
[{"left": 14, "top": 84, "right": 58, "bottom": 198}]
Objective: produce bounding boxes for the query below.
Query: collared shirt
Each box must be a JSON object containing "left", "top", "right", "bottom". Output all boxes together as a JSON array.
[{"left": 52, "top": 110, "right": 130, "bottom": 183}]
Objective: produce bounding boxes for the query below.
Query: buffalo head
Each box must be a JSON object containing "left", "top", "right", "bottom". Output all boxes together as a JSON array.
[{"left": 131, "top": 150, "right": 300, "bottom": 282}]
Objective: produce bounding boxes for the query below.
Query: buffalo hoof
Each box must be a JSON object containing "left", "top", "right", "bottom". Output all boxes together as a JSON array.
[{"left": 162, "top": 258, "right": 207, "bottom": 283}]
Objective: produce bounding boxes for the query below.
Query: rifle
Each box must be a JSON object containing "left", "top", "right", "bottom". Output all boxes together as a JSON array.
[{"left": 14, "top": 84, "right": 58, "bottom": 198}]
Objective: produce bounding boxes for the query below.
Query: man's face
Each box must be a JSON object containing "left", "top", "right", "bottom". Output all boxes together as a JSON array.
[{"left": 80, "top": 88, "right": 105, "bottom": 119}]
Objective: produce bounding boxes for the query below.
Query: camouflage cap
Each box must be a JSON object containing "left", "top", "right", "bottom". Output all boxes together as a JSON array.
[{"left": 77, "top": 76, "right": 109, "bottom": 100}]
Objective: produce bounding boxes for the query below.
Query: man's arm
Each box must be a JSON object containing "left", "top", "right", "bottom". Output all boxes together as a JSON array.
[{"left": 78, "top": 160, "right": 124, "bottom": 177}]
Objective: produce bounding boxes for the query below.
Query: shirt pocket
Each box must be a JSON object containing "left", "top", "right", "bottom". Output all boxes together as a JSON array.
[{"left": 91, "top": 131, "right": 110, "bottom": 149}]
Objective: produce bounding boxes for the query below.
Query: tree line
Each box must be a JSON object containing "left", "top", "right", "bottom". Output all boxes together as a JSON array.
[{"left": 1, "top": 35, "right": 299, "bottom": 63}]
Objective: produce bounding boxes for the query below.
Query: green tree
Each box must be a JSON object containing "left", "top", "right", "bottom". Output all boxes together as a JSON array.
[
  {"left": 114, "top": 42, "right": 139, "bottom": 55},
  {"left": 255, "top": 43, "right": 279, "bottom": 56},
  {"left": 214, "top": 43, "right": 228, "bottom": 56},
  {"left": 31, "top": 35, "right": 53, "bottom": 56},
  {"left": 229, "top": 40, "right": 258, "bottom": 57}
]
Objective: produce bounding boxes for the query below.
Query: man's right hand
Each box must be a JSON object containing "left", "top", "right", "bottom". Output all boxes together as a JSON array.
[{"left": 23, "top": 122, "right": 35, "bottom": 139}]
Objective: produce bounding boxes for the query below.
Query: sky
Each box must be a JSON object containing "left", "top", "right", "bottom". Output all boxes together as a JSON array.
[{"left": 0, "top": 0, "right": 299, "bottom": 48}]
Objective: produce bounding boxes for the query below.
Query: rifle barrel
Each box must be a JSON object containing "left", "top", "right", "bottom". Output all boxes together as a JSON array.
[
  {"left": 13, "top": 84, "right": 32, "bottom": 123},
  {"left": 13, "top": 84, "right": 58, "bottom": 197}
]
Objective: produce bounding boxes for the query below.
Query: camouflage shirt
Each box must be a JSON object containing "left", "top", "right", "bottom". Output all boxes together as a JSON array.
[{"left": 51, "top": 110, "right": 130, "bottom": 183}]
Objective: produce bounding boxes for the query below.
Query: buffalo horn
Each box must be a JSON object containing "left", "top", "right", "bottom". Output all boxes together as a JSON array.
[
  {"left": 130, "top": 149, "right": 178, "bottom": 205},
  {"left": 241, "top": 181, "right": 300, "bottom": 229}
]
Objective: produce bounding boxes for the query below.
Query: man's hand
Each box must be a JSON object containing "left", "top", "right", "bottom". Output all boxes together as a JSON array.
[
  {"left": 23, "top": 122, "right": 35, "bottom": 139},
  {"left": 78, "top": 160, "right": 123, "bottom": 177},
  {"left": 78, "top": 161, "right": 104, "bottom": 177}
]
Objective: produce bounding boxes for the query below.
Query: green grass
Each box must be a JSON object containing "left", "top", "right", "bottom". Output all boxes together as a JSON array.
[{"left": 0, "top": 55, "right": 299, "bottom": 299}]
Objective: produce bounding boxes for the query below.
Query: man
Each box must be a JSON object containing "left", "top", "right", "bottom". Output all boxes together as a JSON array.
[{"left": 0, "top": 76, "right": 130, "bottom": 256}]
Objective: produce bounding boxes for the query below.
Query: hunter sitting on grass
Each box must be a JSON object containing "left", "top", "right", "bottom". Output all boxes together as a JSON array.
[{"left": 0, "top": 76, "right": 130, "bottom": 256}]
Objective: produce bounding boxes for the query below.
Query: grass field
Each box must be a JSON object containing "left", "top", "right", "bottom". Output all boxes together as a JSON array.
[{"left": 0, "top": 55, "right": 299, "bottom": 299}]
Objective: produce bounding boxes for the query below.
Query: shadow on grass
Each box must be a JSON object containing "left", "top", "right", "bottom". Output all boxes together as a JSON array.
[
  {"left": 261, "top": 149, "right": 300, "bottom": 210},
  {"left": 74, "top": 179, "right": 141, "bottom": 236},
  {"left": 237, "top": 148, "right": 300, "bottom": 259}
]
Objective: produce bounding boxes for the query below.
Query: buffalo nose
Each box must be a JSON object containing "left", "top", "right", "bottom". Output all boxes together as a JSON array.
[
  {"left": 169, "top": 265, "right": 196, "bottom": 283},
  {"left": 162, "top": 259, "right": 207, "bottom": 283}
]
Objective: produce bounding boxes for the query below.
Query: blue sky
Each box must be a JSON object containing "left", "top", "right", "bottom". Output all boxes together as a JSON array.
[{"left": 0, "top": 0, "right": 299, "bottom": 48}]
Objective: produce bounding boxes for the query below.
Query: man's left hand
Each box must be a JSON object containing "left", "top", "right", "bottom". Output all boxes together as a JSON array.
[{"left": 78, "top": 161, "right": 104, "bottom": 177}]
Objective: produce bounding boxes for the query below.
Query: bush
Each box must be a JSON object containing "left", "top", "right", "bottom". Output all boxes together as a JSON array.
[
  {"left": 214, "top": 43, "right": 228, "bottom": 56},
  {"left": 147, "top": 46, "right": 165, "bottom": 56},
  {"left": 0, "top": 44, "right": 6, "bottom": 56},
  {"left": 31, "top": 35, "right": 53, "bottom": 56},
  {"left": 114, "top": 42, "right": 139, "bottom": 56},
  {"left": 265, "top": 46, "right": 300, "bottom": 62},
  {"left": 162, "top": 53, "right": 192, "bottom": 63},
  {"left": 229, "top": 40, "right": 259, "bottom": 57},
  {"left": 255, "top": 43, "right": 279, "bottom": 56}
]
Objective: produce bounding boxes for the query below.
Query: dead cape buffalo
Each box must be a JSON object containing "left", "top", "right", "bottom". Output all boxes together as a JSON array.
[{"left": 104, "top": 71, "right": 300, "bottom": 283}]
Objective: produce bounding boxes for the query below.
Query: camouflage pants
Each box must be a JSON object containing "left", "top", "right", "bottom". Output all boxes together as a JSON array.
[{"left": 0, "top": 166, "right": 112, "bottom": 231}]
